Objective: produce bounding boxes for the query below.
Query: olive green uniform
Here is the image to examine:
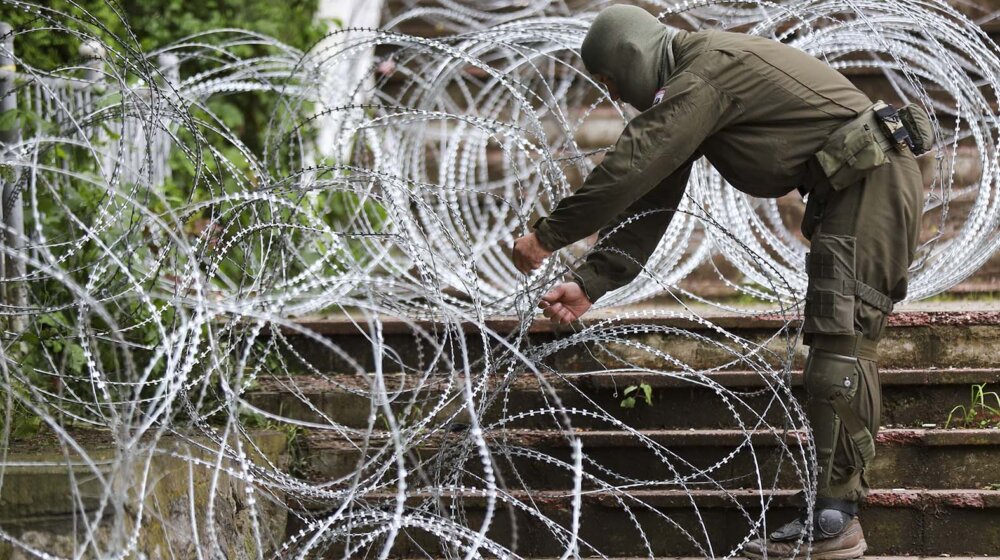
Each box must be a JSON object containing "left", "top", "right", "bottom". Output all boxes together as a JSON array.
[{"left": 535, "top": 28, "right": 924, "bottom": 503}]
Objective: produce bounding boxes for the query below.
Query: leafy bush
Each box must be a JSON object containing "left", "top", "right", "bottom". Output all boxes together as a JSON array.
[{"left": 1, "top": 0, "right": 329, "bottom": 433}]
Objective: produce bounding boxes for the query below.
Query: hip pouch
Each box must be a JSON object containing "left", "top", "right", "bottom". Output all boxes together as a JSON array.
[
  {"left": 898, "top": 103, "right": 934, "bottom": 155},
  {"left": 814, "top": 107, "right": 888, "bottom": 191}
]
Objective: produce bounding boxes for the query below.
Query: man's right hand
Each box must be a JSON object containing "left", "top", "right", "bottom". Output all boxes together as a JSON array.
[
  {"left": 538, "top": 282, "right": 592, "bottom": 324},
  {"left": 512, "top": 232, "right": 552, "bottom": 274}
]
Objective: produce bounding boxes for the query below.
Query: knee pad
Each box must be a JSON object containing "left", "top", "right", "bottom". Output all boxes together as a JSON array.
[{"left": 804, "top": 348, "right": 874, "bottom": 491}]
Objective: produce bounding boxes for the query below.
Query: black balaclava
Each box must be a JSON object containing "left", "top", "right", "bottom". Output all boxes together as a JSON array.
[{"left": 580, "top": 5, "right": 680, "bottom": 111}]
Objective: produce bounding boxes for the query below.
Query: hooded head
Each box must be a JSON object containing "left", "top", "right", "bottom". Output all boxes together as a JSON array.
[{"left": 581, "top": 5, "right": 679, "bottom": 111}]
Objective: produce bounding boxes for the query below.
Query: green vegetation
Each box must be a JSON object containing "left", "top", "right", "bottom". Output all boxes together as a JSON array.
[
  {"left": 945, "top": 384, "right": 1000, "bottom": 429},
  {"left": 620, "top": 382, "right": 653, "bottom": 409},
  {"left": 240, "top": 405, "right": 309, "bottom": 477},
  {"left": 5, "top": 1, "right": 326, "bottom": 68},
  {"left": 2, "top": 396, "right": 43, "bottom": 439},
  {"left": 1, "top": 1, "right": 330, "bottom": 439},
  {"left": 5, "top": 0, "right": 327, "bottom": 155}
]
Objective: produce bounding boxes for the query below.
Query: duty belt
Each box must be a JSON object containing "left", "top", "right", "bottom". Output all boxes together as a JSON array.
[
  {"left": 874, "top": 102, "right": 918, "bottom": 152},
  {"left": 858, "top": 101, "right": 910, "bottom": 153},
  {"left": 807, "top": 333, "right": 879, "bottom": 361}
]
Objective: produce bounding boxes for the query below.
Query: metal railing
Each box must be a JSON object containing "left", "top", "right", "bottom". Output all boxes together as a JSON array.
[{"left": 0, "top": 23, "right": 182, "bottom": 333}]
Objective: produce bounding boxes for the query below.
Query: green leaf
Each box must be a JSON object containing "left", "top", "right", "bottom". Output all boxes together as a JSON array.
[
  {"left": 13, "top": 414, "right": 41, "bottom": 438},
  {"left": 101, "top": 123, "right": 122, "bottom": 141},
  {"left": 0, "top": 109, "right": 19, "bottom": 132},
  {"left": 66, "top": 344, "right": 86, "bottom": 374},
  {"left": 620, "top": 396, "right": 636, "bottom": 409},
  {"left": 623, "top": 385, "right": 637, "bottom": 396},
  {"left": 641, "top": 383, "right": 653, "bottom": 406},
  {"left": 96, "top": 92, "right": 123, "bottom": 110}
]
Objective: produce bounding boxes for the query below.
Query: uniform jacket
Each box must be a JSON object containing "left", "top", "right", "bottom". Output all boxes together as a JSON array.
[{"left": 534, "top": 28, "right": 873, "bottom": 301}]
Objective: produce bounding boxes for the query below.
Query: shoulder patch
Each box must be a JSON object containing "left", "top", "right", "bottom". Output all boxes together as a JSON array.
[{"left": 653, "top": 87, "right": 667, "bottom": 105}]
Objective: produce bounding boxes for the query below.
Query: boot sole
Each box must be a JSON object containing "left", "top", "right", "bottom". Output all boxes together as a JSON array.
[{"left": 743, "top": 537, "right": 868, "bottom": 560}]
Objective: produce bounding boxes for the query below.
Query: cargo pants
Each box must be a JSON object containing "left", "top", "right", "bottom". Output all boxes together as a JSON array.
[{"left": 800, "top": 146, "right": 924, "bottom": 503}]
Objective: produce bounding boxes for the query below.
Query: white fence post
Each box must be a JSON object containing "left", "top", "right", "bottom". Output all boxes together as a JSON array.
[{"left": 0, "top": 21, "right": 26, "bottom": 332}]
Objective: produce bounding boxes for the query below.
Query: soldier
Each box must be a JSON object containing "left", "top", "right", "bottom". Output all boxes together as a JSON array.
[{"left": 511, "top": 5, "right": 930, "bottom": 559}]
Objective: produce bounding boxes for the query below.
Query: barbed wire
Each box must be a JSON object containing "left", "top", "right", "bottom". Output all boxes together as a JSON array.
[{"left": 0, "top": 0, "right": 995, "bottom": 558}]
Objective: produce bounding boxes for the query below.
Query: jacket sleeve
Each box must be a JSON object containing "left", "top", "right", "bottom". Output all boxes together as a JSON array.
[
  {"left": 533, "top": 68, "right": 735, "bottom": 251},
  {"left": 570, "top": 160, "right": 694, "bottom": 302}
]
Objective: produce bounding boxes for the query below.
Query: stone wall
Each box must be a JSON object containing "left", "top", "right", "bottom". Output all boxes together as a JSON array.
[{"left": 0, "top": 431, "right": 288, "bottom": 559}]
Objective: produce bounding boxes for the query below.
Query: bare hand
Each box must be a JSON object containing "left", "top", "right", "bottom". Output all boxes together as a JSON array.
[
  {"left": 512, "top": 232, "right": 552, "bottom": 274},
  {"left": 538, "top": 282, "right": 592, "bottom": 324}
]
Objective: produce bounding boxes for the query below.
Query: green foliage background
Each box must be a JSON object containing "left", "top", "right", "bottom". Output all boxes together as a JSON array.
[
  {"left": 1, "top": 0, "right": 330, "bottom": 436},
  {"left": 6, "top": 0, "right": 326, "bottom": 67},
  {"left": 5, "top": 0, "right": 327, "bottom": 150}
]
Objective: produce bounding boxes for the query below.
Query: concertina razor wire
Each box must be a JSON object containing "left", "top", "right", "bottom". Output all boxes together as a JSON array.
[{"left": 0, "top": 0, "right": 995, "bottom": 558}]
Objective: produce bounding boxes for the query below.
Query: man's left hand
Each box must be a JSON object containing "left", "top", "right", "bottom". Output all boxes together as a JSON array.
[{"left": 512, "top": 232, "right": 553, "bottom": 273}]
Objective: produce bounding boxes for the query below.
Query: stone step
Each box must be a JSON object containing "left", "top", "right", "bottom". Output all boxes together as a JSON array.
[
  {"left": 413, "top": 556, "right": 1000, "bottom": 560},
  {"left": 0, "top": 430, "right": 289, "bottom": 558},
  {"left": 297, "top": 427, "right": 1000, "bottom": 491},
  {"left": 292, "top": 488, "right": 1000, "bottom": 557},
  {"left": 335, "top": 554, "right": 1000, "bottom": 560},
  {"left": 273, "top": 309, "right": 1000, "bottom": 556},
  {"left": 272, "top": 310, "right": 1000, "bottom": 375},
  {"left": 246, "top": 367, "right": 1000, "bottom": 430},
  {"left": 410, "top": 556, "right": 1000, "bottom": 560}
]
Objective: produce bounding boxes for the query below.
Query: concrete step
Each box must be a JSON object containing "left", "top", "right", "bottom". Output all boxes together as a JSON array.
[
  {"left": 246, "top": 367, "right": 1000, "bottom": 430},
  {"left": 298, "top": 428, "right": 1000, "bottom": 491},
  {"left": 273, "top": 309, "right": 1000, "bottom": 556},
  {"left": 292, "top": 488, "right": 1000, "bottom": 557},
  {"left": 393, "top": 557, "right": 1000, "bottom": 560},
  {"left": 275, "top": 310, "right": 1000, "bottom": 375},
  {"left": 0, "top": 430, "right": 289, "bottom": 558}
]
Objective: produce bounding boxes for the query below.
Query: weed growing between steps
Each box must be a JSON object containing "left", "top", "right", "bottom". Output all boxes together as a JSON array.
[
  {"left": 946, "top": 384, "right": 1000, "bottom": 429},
  {"left": 619, "top": 382, "right": 653, "bottom": 409}
]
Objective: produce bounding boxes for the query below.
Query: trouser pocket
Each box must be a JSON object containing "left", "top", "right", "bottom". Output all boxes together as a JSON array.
[{"left": 804, "top": 233, "right": 857, "bottom": 336}]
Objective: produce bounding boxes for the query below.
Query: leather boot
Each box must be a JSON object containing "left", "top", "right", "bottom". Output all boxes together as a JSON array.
[{"left": 743, "top": 509, "right": 867, "bottom": 560}]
